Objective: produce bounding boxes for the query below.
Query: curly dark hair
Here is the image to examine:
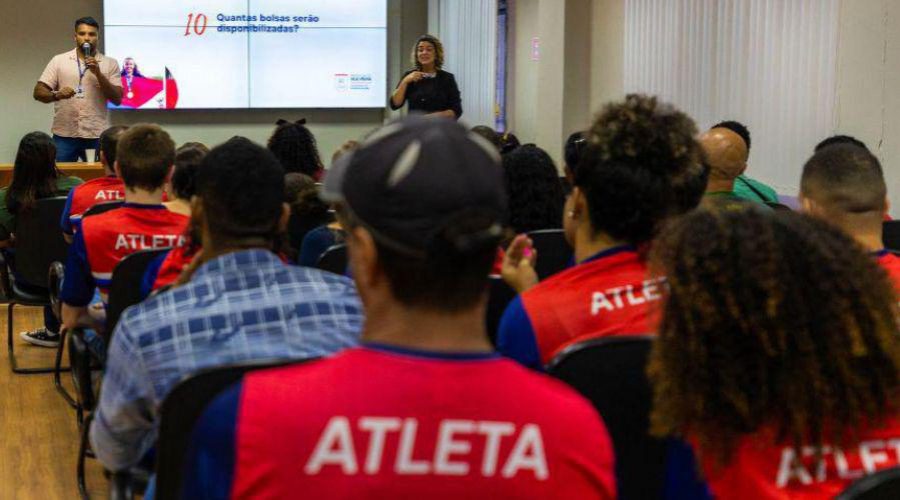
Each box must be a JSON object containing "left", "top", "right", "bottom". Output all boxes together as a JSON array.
[
  {"left": 502, "top": 144, "right": 564, "bottom": 234},
  {"left": 578, "top": 94, "right": 702, "bottom": 244},
  {"left": 267, "top": 119, "right": 323, "bottom": 177},
  {"left": 411, "top": 34, "right": 444, "bottom": 71},
  {"left": 649, "top": 206, "right": 900, "bottom": 467},
  {"left": 170, "top": 142, "right": 209, "bottom": 200}
]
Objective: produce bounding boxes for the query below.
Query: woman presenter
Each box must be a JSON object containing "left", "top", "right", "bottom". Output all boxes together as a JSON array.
[{"left": 390, "top": 34, "right": 462, "bottom": 119}]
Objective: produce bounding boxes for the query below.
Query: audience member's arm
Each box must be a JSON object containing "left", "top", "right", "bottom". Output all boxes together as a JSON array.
[
  {"left": 182, "top": 382, "right": 243, "bottom": 499},
  {"left": 495, "top": 296, "right": 543, "bottom": 370},
  {"left": 501, "top": 234, "right": 539, "bottom": 293},
  {"left": 89, "top": 318, "right": 157, "bottom": 471},
  {"left": 59, "top": 231, "right": 97, "bottom": 330}
]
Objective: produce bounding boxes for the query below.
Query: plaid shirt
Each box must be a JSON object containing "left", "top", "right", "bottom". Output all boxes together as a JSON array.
[{"left": 89, "top": 249, "right": 363, "bottom": 471}]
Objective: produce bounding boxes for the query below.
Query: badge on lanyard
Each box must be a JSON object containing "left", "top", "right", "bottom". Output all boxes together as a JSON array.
[{"left": 76, "top": 56, "right": 87, "bottom": 99}]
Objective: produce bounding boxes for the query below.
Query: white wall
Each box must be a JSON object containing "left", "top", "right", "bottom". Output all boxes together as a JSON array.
[
  {"left": 835, "top": 0, "right": 900, "bottom": 212},
  {"left": 0, "top": 0, "right": 427, "bottom": 166}
]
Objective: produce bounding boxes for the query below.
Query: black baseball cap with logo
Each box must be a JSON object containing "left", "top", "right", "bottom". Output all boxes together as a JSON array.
[{"left": 322, "top": 116, "right": 507, "bottom": 258}]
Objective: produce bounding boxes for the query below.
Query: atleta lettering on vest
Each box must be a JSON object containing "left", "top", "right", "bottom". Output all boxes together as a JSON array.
[
  {"left": 591, "top": 277, "right": 666, "bottom": 315},
  {"left": 775, "top": 440, "right": 900, "bottom": 487},
  {"left": 304, "top": 417, "right": 549, "bottom": 479},
  {"left": 94, "top": 190, "right": 123, "bottom": 201},
  {"left": 114, "top": 234, "right": 185, "bottom": 250}
]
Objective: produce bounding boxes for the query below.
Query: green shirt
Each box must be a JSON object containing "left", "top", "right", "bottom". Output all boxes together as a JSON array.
[
  {"left": 733, "top": 175, "right": 778, "bottom": 204},
  {"left": 0, "top": 175, "right": 83, "bottom": 236}
]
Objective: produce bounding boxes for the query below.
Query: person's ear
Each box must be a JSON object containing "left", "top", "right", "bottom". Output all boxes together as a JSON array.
[
  {"left": 799, "top": 193, "right": 817, "bottom": 216},
  {"left": 884, "top": 196, "right": 891, "bottom": 218},
  {"left": 570, "top": 187, "right": 587, "bottom": 220},
  {"left": 739, "top": 162, "right": 748, "bottom": 176},
  {"left": 346, "top": 226, "right": 380, "bottom": 291},
  {"left": 113, "top": 160, "right": 122, "bottom": 178},
  {"left": 165, "top": 164, "right": 175, "bottom": 184},
  {"left": 277, "top": 203, "right": 290, "bottom": 233}
]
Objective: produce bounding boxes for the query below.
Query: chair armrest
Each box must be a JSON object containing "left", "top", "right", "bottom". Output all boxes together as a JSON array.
[{"left": 0, "top": 252, "right": 11, "bottom": 300}]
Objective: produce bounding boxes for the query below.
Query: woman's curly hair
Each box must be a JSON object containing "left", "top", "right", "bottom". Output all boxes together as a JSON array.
[
  {"left": 411, "top": 34, "right": 444, "bottom": 71},
  {"left": 502, "top": 144, "right": 565, "bottom": 234},
  {"left": 648, "top": 205, "right": 900, "bottom": 467},
  {"left": 267, "top": 119, "right": 323, "bottom": 178},
  {"left": 577, "top": 94, "right": 702, "bottom": 245}
]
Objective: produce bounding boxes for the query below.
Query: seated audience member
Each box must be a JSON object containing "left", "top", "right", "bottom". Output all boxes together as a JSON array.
[
  {"left": 799, "top": 143, "right": 900, "bottom": 286},
  {"left": 296, "top": 140, "right": 360, "bottom": 267},
  {"left": 182, "top": 116, "right": 616, "bottom": 499},
  {"left": 710, "top": 120, "right": 779, "bottom": 203},
  {"left": 815, "top": 134, "right": 869, "bottom": 152},
  {"left": 699, "top": 127, "right": 749, "bottom": 204},
  {"left": 163, "top": 142, "right": 208, "bottom": 216},
  {"left": 564, "top": 131, "right": 588, "bottom": 184},
  {"left": 60, "top": 125, "right": 127, "bottom": 241},
  {"left": 648, "top": 206, "right": 900, "bottom": 498},
  {"left": 499, "top": 131, "right": 521, "bottom": 155},
  {"left": 503, "top": 144, "right": 565, "bottom": 234},
  {"left": 286, "top": 173, "right": 332, "bottom": 263},
  {"left": 90, "top": 136, "right": 364, "bottom": 474},
  {"left": 0, "top": 131, "right": 82, "bottom": 346},
  {"left": 496, "top": 95, "right": 703, "bottom": 370},
  {"left": 267, "top": 118, "right": 324, "bottom": 180},
  {"left": 471, "top": 125, "right": 502, "bottom": 151},
  {"left": 55, "top": 124, "right": 190, "bottom": 343}
]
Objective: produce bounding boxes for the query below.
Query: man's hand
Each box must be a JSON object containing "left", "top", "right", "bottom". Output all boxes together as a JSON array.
[
  {"left": 57, "top": 87, "right": 77, "bottom": 100},
  {"left": 501, "top": 234, "right": 540, "bottom": 294},
  {"left": 85, "top": 56, "right": 101, "bottom": 76}
]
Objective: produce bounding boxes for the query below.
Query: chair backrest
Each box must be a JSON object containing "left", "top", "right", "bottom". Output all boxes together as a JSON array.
[
  {"left": 155, "top": 358, "right": 314, "bottom": 500},
  {"left": 316, "top": 243, "right": 347, "bottom": 275},
  {"left": 82, "top": 200, "right": 124, "bottom": 219},
  {"left": 838, "top": 466, "right": 900, "bottom": 500},
  {"left": 105, "top": 248, "right": 169, "bottom": 335},
  {"left": 287, "top": 211, "right": 334, "bottom": 255},
  {"left": 485, "top": 277, "right": 517, "bottom": 346},
  {"left": 527, "top": 229, "right": 572, "bottom": 279},
  {"left": 884, "top": 221, "right": 900, "bottom": 252},
  {"left": 547, "top": 335, "right": 666, "bottom": 500},
  {"left": 14, "top": 197, "right": 69, "bottom": 286}
]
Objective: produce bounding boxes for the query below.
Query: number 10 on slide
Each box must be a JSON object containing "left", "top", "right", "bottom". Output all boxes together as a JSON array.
[{"left": 184, "top": 13, "right": 208, "bottom": 36}]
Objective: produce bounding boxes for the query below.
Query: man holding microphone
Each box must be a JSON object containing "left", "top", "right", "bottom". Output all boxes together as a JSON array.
[{"left": 33, "top": 17, "right": 123, "bottom": 162}]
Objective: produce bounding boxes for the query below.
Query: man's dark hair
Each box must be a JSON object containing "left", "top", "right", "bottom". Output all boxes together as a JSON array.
[
  {"left": 115, "top": 124, "right": 175, "bottom": 191},
  {"left": 75, "top": 17, "right": 99, "bottom": 29},
  {"left": 196, "top": 137, "right": 285, "bottom": 242},
  {"left": 712, "top": 120, "right": 751, "bottom": 150},
  {"left": 503, "top": 144, "right": 564, "bottom": 233},
  {"left": 801, "top": 143, "right": 885, "bottom": 214},
  {"left": 564, "top": 131, "right": 588, "bottom": 177},
  {"left": 170, "top": 143, "right": 209, "bottom": 200},
  {"left": 359, "top": 211, "right": 500, "bottom": 312},
  {"left": 99, "top": 125, "right": 128, "bottom": 169},
  {"left": 579, "top": 94, "right": 702, "bottom": 245},
  {"left": 814, "top": 135, "right": 869, "bottom": 153},
  {"left": 470, "top": 126, "right": 501, "bottom": 150}
]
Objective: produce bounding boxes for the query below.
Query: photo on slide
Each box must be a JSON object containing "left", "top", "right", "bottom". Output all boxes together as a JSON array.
[{"left": 103, "top": 0, "right": 387, "bottom": 109}]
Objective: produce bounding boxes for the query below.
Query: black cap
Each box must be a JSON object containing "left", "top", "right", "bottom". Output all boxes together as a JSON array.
[{"left": 322, "top": 116, "right": 507, "bottom": 258}]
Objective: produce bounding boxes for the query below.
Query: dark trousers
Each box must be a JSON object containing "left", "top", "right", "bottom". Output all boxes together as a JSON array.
[{"left": 53, "top": 135, "right": 99, "bottom": 162}]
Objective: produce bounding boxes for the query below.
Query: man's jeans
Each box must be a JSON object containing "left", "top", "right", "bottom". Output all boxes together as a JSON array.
[{"left": 53, "top": 135, "right": 99, "bottom": 162}]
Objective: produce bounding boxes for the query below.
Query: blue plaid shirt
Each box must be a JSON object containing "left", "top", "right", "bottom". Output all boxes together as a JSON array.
[{"left": 89, "top": 249, "right": 363, "bottom": 471}]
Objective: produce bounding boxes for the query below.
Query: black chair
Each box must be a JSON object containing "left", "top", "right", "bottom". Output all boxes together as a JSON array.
[
  {"left": 105, "top": 248, "right": 169, "bottom": 335},
  {"left": 485, "top": 277, "right": 517, "bottom": 346},
  {"left": 316, "top": 244, "right": 348, "bottom": 275},
  {"left": 838, "top": 466, "right": 900, "bottom": 500},
  {"left": 526, "top": 229, "right": 572, "bottom": 279},
  {"left": 884, "top": 221, "right": 900, "bottom": 252},
  {"left": 155, "top": 358, "right": 315, "bottom": 500},
  {"left": 547, "top": 335, "right": 666, "bottom": 500},
  {"left": 3, "top": 196, "right": 70, "bottom": 374}
]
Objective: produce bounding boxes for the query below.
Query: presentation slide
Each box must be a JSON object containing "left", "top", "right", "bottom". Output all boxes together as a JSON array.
[{"left": 103, "top": 0, "right": 387, "bottom": 110}]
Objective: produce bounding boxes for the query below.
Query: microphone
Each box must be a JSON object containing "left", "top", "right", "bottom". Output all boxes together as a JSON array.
[{"left": 81, "top": 42, "right": 92, "bottom": 58}]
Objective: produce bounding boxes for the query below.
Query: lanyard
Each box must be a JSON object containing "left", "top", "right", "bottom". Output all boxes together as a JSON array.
[{"left": 75, "top": 54, "right": 88, "bottom": 92}]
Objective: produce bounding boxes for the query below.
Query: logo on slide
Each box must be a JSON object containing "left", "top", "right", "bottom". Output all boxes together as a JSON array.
[{"left": 334, "top": 74, "right": 349, "bottom": 92}]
